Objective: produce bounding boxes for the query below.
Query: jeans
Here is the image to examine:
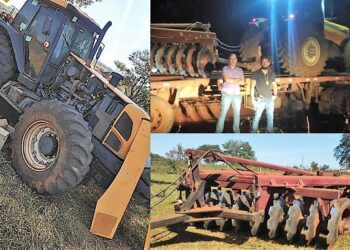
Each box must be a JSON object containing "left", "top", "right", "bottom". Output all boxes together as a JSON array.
[
  {"left": 251, "top": 96, "right": 276, "bottom": 133},
  {"left": 216, "top": 93, "right": 242, "bottom": 133}
]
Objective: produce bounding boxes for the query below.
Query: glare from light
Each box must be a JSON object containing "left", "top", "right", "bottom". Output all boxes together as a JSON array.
[
  {"left": 269, "top": 0, "right": 280, "bottom": 73},
  {"left": 287, "top": 0, "right": 297, "bottom": 70}
]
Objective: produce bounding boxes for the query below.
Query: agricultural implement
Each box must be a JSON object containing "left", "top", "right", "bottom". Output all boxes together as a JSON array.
[
  {"left": 151, "top": 149, "right": 350, "bottom": 248},
  {"left": 151, "top": 0, "right": 350, "bottom": 133},
  {"left": 0, "top": 0, "right": 150, "bottom": 239}
]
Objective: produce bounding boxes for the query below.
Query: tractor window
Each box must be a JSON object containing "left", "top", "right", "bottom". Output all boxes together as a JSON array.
[
  {"left": 13, "top": 0, "right": 40, "bottom": 33},
  {"left": 24, "top": 7, "right": 63, "bottom": 79},
  {"left": 51, "top": 21, "right": 95, "bottom": 65}
]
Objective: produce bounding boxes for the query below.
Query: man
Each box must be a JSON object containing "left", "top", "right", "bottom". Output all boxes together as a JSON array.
[
  {"left": 216, "top": 53, "right": 245, "bottom": 133},
  {"left": 251, "top": 56, "right": 278, "bottom": 133}
]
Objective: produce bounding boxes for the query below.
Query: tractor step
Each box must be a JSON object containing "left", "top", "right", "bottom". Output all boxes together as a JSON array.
[{"left": 0, "top": 119, "right": 14, "bottom": 150}]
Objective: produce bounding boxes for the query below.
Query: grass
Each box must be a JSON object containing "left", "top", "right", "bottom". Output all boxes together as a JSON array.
[
  {"left": 151, "top": 173, "right": 350, "bottom": 250},
  {"left": 0, "top": 150, "right": 148, "bottom": 250}
]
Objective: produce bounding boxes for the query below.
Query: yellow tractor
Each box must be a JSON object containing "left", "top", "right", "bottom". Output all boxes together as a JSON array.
[{"left": 0, "top": 0, "right": 150, "bottom": 239}]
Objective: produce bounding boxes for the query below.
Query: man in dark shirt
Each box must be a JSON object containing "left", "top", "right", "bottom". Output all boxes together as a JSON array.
[{"left": 250, "top": 57, "right": 278, "bottom": 133}]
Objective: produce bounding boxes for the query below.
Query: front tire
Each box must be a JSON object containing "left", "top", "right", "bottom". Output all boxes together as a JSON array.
[{"left": 12, "top": 100, "right": 93, "bottom": 194}]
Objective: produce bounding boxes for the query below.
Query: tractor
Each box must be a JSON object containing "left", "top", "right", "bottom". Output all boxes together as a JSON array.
[
  {"left": 239, "top": 0, "right": 350, "bottom": 76},
  {"left": 0, "top": 0, "right": 150, "bottom": 239}
]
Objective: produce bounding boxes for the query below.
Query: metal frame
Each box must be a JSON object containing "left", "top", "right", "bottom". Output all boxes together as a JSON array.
[{"left": 151, "top": 149, "right": 350, "bottom": 247}]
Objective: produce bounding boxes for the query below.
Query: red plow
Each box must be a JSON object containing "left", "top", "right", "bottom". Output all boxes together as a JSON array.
[{"left": 151, "top": 149, "right": 350, "bottom": 248}]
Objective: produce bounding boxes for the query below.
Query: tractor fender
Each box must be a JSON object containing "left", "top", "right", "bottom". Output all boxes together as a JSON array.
[{"left": 0, "top": 20, "right": 25, "bottom": 74}]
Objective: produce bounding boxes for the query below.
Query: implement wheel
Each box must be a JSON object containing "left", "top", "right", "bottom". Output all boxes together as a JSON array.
[
  {"left": 151, "top": 95, "right": 174, "bottom": 133},
  {"left": 0, "top": 29, "right": 16, "bottom": 86},
  {"left": 12, "top": 100, "right": 93, "bottom": 194},
  {"left": 327, "top": 198, "right": 350, "bottom": 248}
]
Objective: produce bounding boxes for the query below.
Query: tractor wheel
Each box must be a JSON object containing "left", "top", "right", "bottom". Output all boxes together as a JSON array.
[
  {"left": 279, "top": 23, "right": 328, "bottom": 76},
  {"left": 239, "top": 25, "right": 264, "bottom": 71},
  {"left": 11, "top": 100, "right": 93, "bottom": 194},
  {"left": 0, "top": 29, "right": 16, "bottom": 86},
  {"left": 151, "top": 95, "right": 174, "bottom": 133}
]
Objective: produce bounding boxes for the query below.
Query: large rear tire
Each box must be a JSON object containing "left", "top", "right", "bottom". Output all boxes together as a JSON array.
[
  {"left": 0, "top": 29, "right": 16, "bottom": 86},
  {"left": 279, "top": 23, "right": 328, "bottom": 76},
  {"left": 239, "top": 25, "right": 264, "bottom": 71},
  {"left": 12, "top": 100, "right": 94, "bottom": 194}
]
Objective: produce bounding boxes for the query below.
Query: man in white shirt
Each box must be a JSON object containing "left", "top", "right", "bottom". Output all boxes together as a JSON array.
[{"left": 216, "top": 53, "right": 245, "bottom": 133}]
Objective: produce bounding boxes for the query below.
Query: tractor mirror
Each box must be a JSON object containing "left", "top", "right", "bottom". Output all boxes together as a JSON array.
[
  {"left": 42, "top": 17, "right": 53, "bottom": 36},
  {"left": 96, "top": 44, "right": 105, "bottom": 61}
]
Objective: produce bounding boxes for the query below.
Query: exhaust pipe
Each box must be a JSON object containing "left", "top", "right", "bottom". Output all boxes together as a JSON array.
[{"left": 86, "top": 21, "right": 112, "bottom": 66}]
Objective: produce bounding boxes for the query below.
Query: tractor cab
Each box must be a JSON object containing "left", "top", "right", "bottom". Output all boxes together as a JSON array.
[{"left": 11, "top": 0, "right": 109, "bottom": 88}]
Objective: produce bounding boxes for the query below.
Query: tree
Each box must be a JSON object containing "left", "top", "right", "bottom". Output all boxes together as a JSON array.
[
  {"left": 165, "top": 144, "right": 187, "bottom": 162},
  {"left": 150, "top": 153, "right": 167, "bottom": 162},
  {"left": 320, "top": 164, "right": 330, "bottom": 171},
  {"left": 114, "top": 50, "right": 150, "bottom": 113},
  {"left": 197, "top": 144, "right": 221, "bottom": 152},
  {"left": 310, "top": 161, "right": 319, "bottom": 172},
  {"left": 309, "top": 161, "right": 330, "bottom": 172},
  {"left": 334, "top": 134, "right": 350, "bottom": 168},
  {"left": 68, "top": 0, "right": 102, "bottom": 7},
  {"left": 222, "top": 140, "right": 256, "bottom": 160}
]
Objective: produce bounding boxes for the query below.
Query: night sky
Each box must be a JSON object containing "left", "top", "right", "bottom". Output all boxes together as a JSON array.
[{"left": 152, "top": 0, "right": 350, "bottom": 58}]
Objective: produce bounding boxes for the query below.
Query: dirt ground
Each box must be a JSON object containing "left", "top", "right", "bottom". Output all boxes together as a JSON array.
[
  {"left": 0, "top": 150, "right": 148, "bottom": 250},
  {"left": 151, "top": 173, "right": 350, "bottom": 250}
]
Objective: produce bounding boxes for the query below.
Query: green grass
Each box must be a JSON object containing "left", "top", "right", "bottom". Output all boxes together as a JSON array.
[
  {"left": 0, "top": 150, "right": 148, "bottom": 250},
  {"left": 151, "top": 173, "right": 350, "bottom": 250},
  {"left": 151, "top": 173, "right": 179, "bottom": 217}
]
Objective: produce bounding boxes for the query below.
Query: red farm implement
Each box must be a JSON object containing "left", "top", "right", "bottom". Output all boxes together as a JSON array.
[{"left": 151, "top": 149, "right": 350, "bottom": 248}]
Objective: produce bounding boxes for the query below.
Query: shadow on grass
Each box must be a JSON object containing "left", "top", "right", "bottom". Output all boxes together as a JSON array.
[
  {"left": 151, "top": 224, "right": 328, "bottom": 249},
  {"left": 151, "top": 226, "right": 253, "bottom": 248},
  {"left": 151, "top": 179, "right": 174, "bottom": 185}
]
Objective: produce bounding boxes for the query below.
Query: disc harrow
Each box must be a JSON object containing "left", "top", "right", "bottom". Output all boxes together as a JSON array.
[
  {"left": 151, "top": 149, "right": 350, "bottom": 249},
  {"left": 151, "top": 27, "right": 218, "bottom": 77}
]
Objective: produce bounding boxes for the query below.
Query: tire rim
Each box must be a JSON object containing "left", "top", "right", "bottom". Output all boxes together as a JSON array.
[
  {"left": 340, "top": 208, "right": 350, "bottom": 235},
  {"left": 151, "top": 108, "right": 162, "bottom": 131},
  {"left": 22, "top": 120, "right": 60, "bottom": 171},
  {"left": 301, "top": 37, "right": 321, "bottom": 67}
]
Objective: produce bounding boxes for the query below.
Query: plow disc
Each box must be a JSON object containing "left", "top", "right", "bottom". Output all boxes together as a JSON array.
[
  {"left": 267, "top": 198, "right": 285, "bottom": 239},
  {"left": 305, "top": 201, "right": 320, "bottom": 244},
  {"left": 151, "top": 27, "right": 218, "bottom": 78},
  {"left": 285, "top": 199, "right": 303, "bottom": 241},
  {"left": 152, "top": 43, "right": 217, "bottom": 77}
]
